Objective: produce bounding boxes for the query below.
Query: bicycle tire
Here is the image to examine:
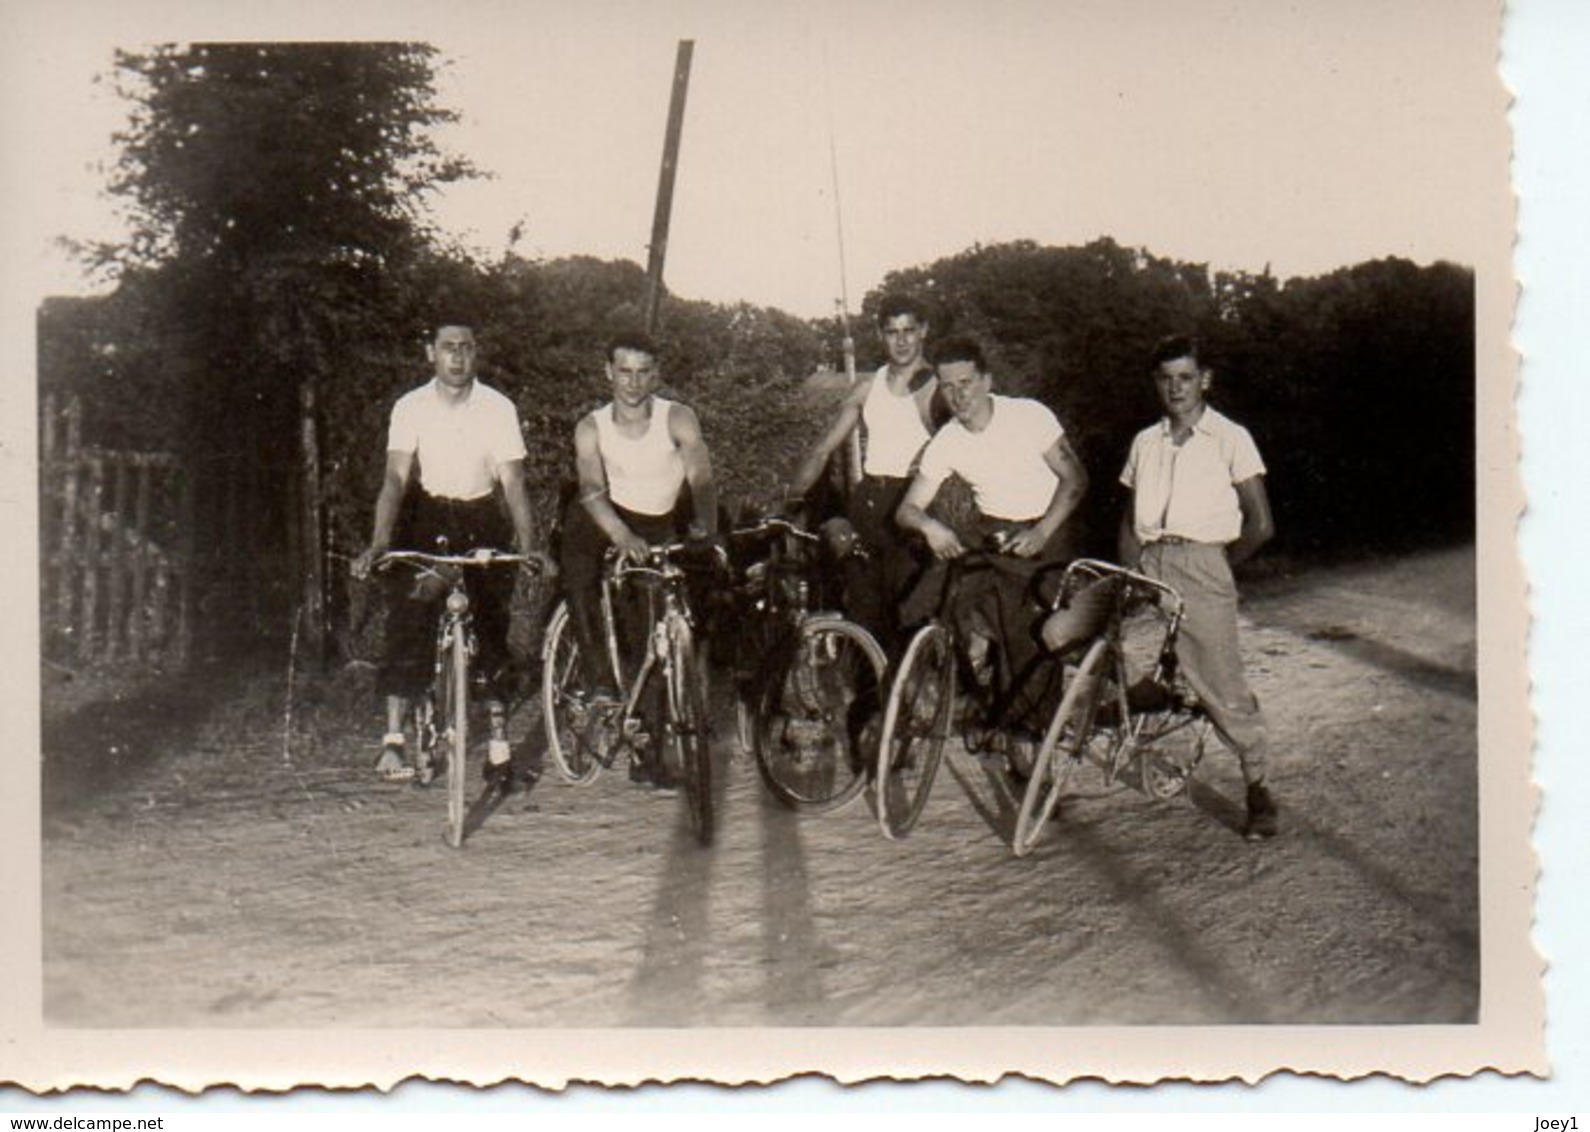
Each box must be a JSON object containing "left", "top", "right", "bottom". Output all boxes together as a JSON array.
[
  {"left": 541, "top": 601, "right": 603, "bottom": 785},
  {"left": 669, "top": 620, "right": 714, "bottom": 846},
  {"left": 754, "top": 617, "right": 887, "bottom": 814},
  {"left": 443, "top": 627, "right": 470, "bottom": 849},
  {"left": 876, "top": 622, "right": 956, "bottom": 840},
  {"left": 1012, "top": 635, "right": 1110, "bottom": 857}
]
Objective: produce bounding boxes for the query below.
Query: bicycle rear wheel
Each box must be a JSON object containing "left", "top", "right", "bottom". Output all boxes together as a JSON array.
[
  {"left": 755, "top": 617, "right": 887, "bottom": 814},
  {"left": 876, "top": 622, "right": 956, "bottom": 840},
  {"left": 669, "top": 620, "right": 714, "bottom": 846},
  {"left": 1013, "top": 636, "right": 1110, "bottom": 857},
  {"left": 442, "top": 629, "right": 470, "bottom": 849},
  {"left": 1134, "top": 702, "right": 1210, "bottom": 803},
  {"left": 541, "top": 601, "right": 603, "bottom": 785}
]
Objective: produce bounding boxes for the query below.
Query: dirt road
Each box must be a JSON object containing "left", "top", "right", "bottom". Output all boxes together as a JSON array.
[{"left": 41, "top": 546, "right": 1477, "bottom": 1028}]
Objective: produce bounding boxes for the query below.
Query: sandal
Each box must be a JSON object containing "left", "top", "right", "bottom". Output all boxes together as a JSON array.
[{"left": 375, "top": 737, "right": 415, "bottom": 783}]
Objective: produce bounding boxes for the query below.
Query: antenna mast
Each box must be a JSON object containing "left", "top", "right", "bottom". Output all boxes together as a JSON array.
[{"left": 824, "top": 46, "right": 863, "bottom": 488}]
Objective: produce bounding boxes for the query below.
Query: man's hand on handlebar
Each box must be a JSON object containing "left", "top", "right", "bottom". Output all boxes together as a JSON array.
[
  {"left": 525, "top": 548, "right": 559, "bottom": 583},
  {"left": 1000, "top": 524, "right": 1050, "bottom": 559},
  {"left": 612, "top": 527, "right": 651, "bottom": 565},
  {"left": 921, "top": 520, "right": 966, "bottom": 561},
  {"left": 351, "top": 544, "right": 386, "bottom": 581}
]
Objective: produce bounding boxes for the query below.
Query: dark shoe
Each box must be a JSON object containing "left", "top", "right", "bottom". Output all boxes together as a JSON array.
[
  {"left": 483, "top": 760, "right": 511, "bottom": 789},
  {"left": 1244, "top": 782, "right": 1278, "bottom": 841},
  {"left": 1005, "top": 735, "right": 1038, "bottom": 785},
  {"left": 650, "top": 762, "right": 680, "bottom": 794}
]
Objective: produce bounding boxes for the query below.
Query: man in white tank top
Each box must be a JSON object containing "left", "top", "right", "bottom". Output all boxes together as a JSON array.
[
  {"left": 783, "top": 293, "right": 939, "bottom": 649},
  {"left": 560, "top": 331, "right": 720, "bottom": 788}
]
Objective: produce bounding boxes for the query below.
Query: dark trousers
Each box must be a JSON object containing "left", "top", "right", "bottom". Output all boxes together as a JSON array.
[
  {"left": 379, "top": 492, "right": 515, "bottom": 699},
  {"left": 903, "top": 511, "right": 1077, "bottom": 735},
  {"left": 843, "top": 474, "right": 924, "bottom": 655},
  {"left": 559, "top": 497, "right": 683, "bottom": 691}
]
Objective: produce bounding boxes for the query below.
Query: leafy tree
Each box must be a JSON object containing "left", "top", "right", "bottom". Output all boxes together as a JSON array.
[{"left": 95, "top": 42, "right": 478, "bottom": 440}]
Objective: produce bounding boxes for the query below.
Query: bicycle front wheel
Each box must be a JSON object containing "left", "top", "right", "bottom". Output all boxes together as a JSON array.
[
  {"left": 754, "top": 617, "right": 887, "bottom": 814},
  {"left": 669, "top": 620, "right": 714, "bottom": 847},
  {"left": 541, "top": 601, "right": 603, "bottom": 785},
  {"left": 876, "top": 622, "right": 956, "bottom": 840},
  {"left": 442, "top": 628, "right": 470, "bottom": 849},
  {"left": 1013, "top": 636, "right": 1110, "bottom": 857}
]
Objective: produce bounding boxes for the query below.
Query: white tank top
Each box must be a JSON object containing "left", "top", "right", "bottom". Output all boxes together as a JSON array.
[
  {"left": 594, "top": 398, "right": 686, "bottom": 516},
  {"left": 862, "top": 366, "right": 932, "bottom": 477}
]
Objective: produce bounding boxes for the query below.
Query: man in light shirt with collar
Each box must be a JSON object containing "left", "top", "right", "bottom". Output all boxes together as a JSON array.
[
  {"left": 354, "top": 321, "right": 544, "bottom": 789},
  {"left": 1118, "top": 334, "right": 1277, "bottom": 840}
]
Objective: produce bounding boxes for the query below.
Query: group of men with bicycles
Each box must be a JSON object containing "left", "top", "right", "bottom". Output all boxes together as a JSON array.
[{"left": 352, "top": 292, "right": 1278, "bottom": 844}]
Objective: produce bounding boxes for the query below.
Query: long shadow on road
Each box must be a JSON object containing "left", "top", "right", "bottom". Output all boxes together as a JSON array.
[
  {"left": 41, "top": 661, "right": 254, "bottom": 819},
  {"left": 623, "top": 744, "right": 726, "bottom": 1024}
]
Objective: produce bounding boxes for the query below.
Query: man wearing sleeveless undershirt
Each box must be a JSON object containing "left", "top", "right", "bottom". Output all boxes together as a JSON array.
[
  {"left": 560, "top": 331, "right": 720, "bottom": 788},
  {"left": 782, "top": 293, "right": 938, "bottom": 651}
]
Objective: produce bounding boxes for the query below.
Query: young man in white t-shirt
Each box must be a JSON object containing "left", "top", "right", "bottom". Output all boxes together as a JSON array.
[
  {"left": 1116, "top": 335, "right": 1277, "bottom": 839},
  {"left": 353, "top": 322, "right": 548, "bottom": 789},
  {"left": 895, "top": 334, "right": 1089, "bottom": 738}
]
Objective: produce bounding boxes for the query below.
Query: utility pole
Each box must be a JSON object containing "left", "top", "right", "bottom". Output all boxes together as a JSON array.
[{"left": 643, "top": 40, "right": 695, "bottom": 334}]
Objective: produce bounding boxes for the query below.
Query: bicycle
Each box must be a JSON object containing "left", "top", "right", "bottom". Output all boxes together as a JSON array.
[
  {"left": 727, "top": 516, "right": 888, "bottom": 814},
  {"left": 540, "top": 538, "right": 727, "bottom": 846},
  {"left": 875, "top": 544, "right": 1065, "bottom": 839},
  {"left": 1010, "top": 557, "right": 1213, "bottom": 857},
  {"left": 373, "top": 546, "right": 541, "bottom": 849}
]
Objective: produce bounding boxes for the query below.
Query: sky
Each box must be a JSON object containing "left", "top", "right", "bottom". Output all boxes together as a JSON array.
[{"left": 3, "top": 0, "right": 1505, "bottom": 320}]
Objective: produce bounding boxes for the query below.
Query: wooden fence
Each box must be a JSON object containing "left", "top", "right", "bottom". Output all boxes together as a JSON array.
[{"left": 40, "top": 394, "right": 192, "bottom": 668}]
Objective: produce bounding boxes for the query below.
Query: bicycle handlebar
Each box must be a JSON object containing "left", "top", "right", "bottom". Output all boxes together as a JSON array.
[
  {"left": 1057, "top": 558, "right": 1185, "bottom": 615},
  {"left": 372, "top": 548, "right": 544, "bottom": 580},
  {"left": 604, "top": 538, "right": 730, "bottom": 581},
  {"left": 729, "top": 517, "right": 821, "bottom": 544}
]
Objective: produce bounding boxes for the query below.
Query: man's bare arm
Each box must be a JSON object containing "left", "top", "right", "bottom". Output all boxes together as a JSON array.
[
  {"left": 786, "top": 376, "right": 872, "bottom": 500},
  {"left": 896, "top": 473, "right": 963, "bottom": 559},
  {"left": 573, "top": 416, "right": 645, "bottom": 556},
  {"left": 671, "top": 404, "right": 719, "bottom": 537},
  {"left": 1006, "top": 436, "right": 1089, "bottom": 558},
  {"left": 1118, "top": 510, "right": 1142, "bottom": 570},
  {"left": 352, "top": 450, "right": 414, "bottom": 577},
  {"left": 1227, "top": 475, "right": 1275, "bottom": 566}
]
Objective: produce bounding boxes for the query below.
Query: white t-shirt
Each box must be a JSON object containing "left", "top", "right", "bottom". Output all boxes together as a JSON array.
[
  {"left": 1120, "top": 406, "right": 1266, "bottom": 544},
  {"left": 387, "top": 379, "right": 527, "bottom": 501},
  {"left": 915, "top": 395, "right": 1064, "bottom": 521}
]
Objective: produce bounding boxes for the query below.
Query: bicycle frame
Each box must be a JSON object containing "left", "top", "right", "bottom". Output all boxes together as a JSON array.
[
  {"left": 923, "top": 549, "right": 1055, "bottom": 734},
  {"left": 1012, "top": 557, "right": 1212, "bottom": 855},
  {"left": 374, "top": 547, "right": 536, "bottom": 848},
  {"left": 602, "top": 549, "right": 696, "bottom": 744}
]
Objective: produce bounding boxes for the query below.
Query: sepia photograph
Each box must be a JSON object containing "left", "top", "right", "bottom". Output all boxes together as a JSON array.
[{"left": 4, "top": 0, "right": 1539, "bottom": 1090}]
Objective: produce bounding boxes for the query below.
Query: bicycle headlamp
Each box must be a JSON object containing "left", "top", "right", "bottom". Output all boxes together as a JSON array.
[{"left": 446, "top": 590, "right": 470, "bottom": 614}]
